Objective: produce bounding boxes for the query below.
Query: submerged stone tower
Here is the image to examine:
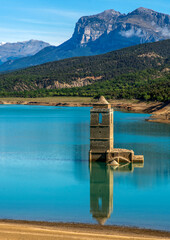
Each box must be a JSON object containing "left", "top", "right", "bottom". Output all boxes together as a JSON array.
[
  {"left": 89, "top": 96, "right": 144, "bottom": 163},
  {"left": 89, "top": 96, "right": 113, "bottom": 161}
]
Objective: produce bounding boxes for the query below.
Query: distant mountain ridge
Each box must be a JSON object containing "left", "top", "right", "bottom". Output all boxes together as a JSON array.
[
  {"left": 0, "top": 7, "right": 169, "bottom": 72},
  {"left": 0, "top": 40, "right": 50, "bottom": 64}
]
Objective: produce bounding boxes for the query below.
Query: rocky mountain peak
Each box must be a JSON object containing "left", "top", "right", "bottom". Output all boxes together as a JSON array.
[
  {"left": 72, "top": 9, "right": 122, "bottom": 45},
  {"left": 0, "top": 40, "right": 50, "bottom": 63},
  {"left": 127, "top": 7, "right": 158, "bottom": 18},
  {"left": 135, "top": 7, "right": 154, "bottom": 13},
  {"left": 129, "top": 7, "right": 169, "bottom": 18},
  {"left": 95, "top": 9, "right": 121, "bottom": 19}
]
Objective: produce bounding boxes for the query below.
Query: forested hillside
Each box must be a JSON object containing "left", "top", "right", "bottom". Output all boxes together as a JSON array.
[{"left": 0, "top": 40, "right": 170, "bottom": 102}]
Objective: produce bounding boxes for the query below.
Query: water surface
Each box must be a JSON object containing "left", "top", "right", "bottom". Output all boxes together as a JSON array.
[{"left": 0, "top": 105, "right": 169, "bottom": 231}]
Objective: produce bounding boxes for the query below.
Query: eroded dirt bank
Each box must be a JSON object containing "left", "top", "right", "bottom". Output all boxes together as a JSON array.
[
  {"left": 110, "top": 100, "right": 170, "bottom": 124},
  {"left": 0, "top": 97, "right": 169, "bottom": 124},
  {"left": 0, "top": 220, "right": 169, "bottom": 240}
]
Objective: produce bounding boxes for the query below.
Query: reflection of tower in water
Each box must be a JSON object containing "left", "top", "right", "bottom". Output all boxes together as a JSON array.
[
  {"left": 90, "top": 162, "right": 144, "bottom": 225},
  {"left": 90, "top": 162, "right": 113, "bottom": 225}
]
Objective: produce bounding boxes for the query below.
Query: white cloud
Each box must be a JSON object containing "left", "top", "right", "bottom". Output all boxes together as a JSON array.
[
  {"left": 120, "top": 28, "right": 145, "bottom": 38},
  {"left": 0, "top": 27, "right": 57, "bottom": 35},
  {"left": 156, "top": 26, "right": 170, "bottom": 38},
  {"left": 120, "top": 25, "right": 170, "bottom": 39},
  {"left": 17, "top": 18, "right": 72, "bottom": 27},
  {"left": 40, "top": 8, "right": 83, "bottom": 19},
  {"left": 13, "top": 6, "right": 85, "bottom": 20}
]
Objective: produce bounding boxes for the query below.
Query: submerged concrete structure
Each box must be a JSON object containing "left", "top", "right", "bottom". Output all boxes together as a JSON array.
[{"left": 89, "top": 96, "right": 144, "bottom": 164}]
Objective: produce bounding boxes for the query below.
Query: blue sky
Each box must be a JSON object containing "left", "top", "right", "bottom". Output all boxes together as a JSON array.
[{"left": 0, "top": 0, "right": 169, "bottom": 45}]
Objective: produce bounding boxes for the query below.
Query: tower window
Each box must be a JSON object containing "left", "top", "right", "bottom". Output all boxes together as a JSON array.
[
  {"left": 99, "top": 113, "right": 102, "bottom": 124},
  {"left": 98, "top": 197, "right": 102, "bottom": 210}
]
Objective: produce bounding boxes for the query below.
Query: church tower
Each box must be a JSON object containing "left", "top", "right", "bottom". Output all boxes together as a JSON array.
[{"left": 89, "top": 96, "right": 114, "bottom": 161}]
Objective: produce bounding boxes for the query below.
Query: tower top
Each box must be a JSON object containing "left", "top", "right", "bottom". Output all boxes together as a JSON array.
[
  {"left": 93, "top": 96, "right": 111, "bottom": 109},
  {"left": 98, "top": 96, "right": 109, "bottom": 104}
]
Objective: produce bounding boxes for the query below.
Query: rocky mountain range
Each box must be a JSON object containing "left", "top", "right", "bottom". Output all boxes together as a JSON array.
[
  {"left": 0, "top": 40, "right": 50, "bottom": 64},
  {"left": 0, "top": 7, "right": 169, "bottom": 72}
]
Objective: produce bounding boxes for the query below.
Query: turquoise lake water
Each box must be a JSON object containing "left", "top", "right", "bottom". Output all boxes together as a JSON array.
[{"left": 0, "top": 104, "right": 170, "bottom": 231}]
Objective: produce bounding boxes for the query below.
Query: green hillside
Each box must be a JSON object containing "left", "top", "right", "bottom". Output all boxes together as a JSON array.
[{"left": 0, "top": 39, "right": 170, "bottom": 102}]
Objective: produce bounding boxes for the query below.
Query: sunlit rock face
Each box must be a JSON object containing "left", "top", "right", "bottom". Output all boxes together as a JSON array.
[
  {"left": 0, "top": 8, "right": 169, "bottom": 72},
  {"left": 72, "top": 9, "right": 121, "bottom": 45}
]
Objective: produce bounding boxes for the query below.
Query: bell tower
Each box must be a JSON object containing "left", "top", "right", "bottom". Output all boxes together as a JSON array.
[
  {"left": 89, "top": 96, "right": 144, "bottom": 163},
  {"left": 89, "top": 96, "right": 114, "bottom": 161}
]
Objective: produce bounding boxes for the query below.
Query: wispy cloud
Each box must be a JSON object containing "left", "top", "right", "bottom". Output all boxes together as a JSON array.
[
  {"left": 12, "top": 17, "right": 73, "bottom": 28},
  {"left": 39, "top": 8, "right": 84, "bottom": 19},
  {"left": 119, "top": 26, "right": 170, "bottom": 39},
  {"left": 156, "top": 26, "right": 170, "bottom": 38},
  {"left": 9, "top": 6, "right": 85, "bottom": 20},
  {"left": 0, "top": 27, "right": 71, "bottom": 38},
  {"left": 0, "top": 27, "right": 54, "bottom": 35},
  {"left": 120, "top": 28, "right": 145, "bottom": 38}
]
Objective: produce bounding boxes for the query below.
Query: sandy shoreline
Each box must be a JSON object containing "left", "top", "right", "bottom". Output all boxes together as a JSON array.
[
  {"left": 0, "top": 220, "right": 169, "bottom": 240},
  {"left": 0, "top": 97, "right": 169, "bottom": 124}
]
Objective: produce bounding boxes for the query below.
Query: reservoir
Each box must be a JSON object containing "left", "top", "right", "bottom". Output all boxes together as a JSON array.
[{"left": 0, "top": 105, "right": 169, "bottom": 231}]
